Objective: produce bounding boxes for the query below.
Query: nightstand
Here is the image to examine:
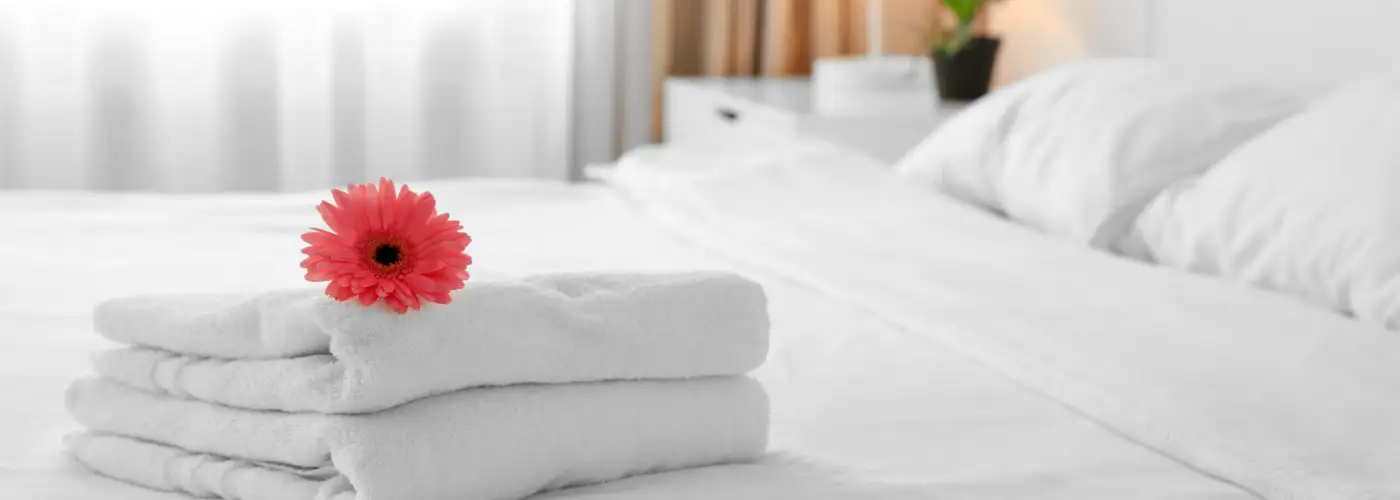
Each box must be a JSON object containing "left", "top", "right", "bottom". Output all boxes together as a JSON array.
[{"left": 663, "top": 77, "right": 964, "bottom": 165}]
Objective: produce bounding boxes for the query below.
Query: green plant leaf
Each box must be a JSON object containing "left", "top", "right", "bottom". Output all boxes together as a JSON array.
[
  {"left": 938, "top": 23, "right": 975, "bottom": 55},
  {"left": 941, "top": 0, "right": 980, "bottom": 25}
]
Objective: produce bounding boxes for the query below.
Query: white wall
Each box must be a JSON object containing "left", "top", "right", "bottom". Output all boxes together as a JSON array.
[
  {"left": 989, "top": 0, "right": 1150, "bottom": 84},
  {"left": 1152, "top": 0, "right": 1400, "bottom": 94},
  {"left": 990, "top": 0, "right": 1400, "bottom": 94}
]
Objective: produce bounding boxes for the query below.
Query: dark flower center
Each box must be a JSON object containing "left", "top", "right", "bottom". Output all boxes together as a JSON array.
[{"left": 372, "top": 244, "right": 402, "bottom": 266}]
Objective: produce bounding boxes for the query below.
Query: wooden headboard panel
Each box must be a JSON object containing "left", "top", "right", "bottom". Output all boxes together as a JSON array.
[{"left": 990, "top": 0, "right": 1398, "bottom": 94}]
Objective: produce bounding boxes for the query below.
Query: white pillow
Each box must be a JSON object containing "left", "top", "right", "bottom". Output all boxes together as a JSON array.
[
  {"left": 1130, "top": 76, "right": 1400, "bottom": 329},
  {"left": 895, "top": 58, "right": 1300, "bottom": 249}
]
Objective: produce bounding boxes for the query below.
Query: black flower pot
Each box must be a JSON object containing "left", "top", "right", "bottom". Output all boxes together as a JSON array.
[{"left": 933, "top": 37, "right": 1001, "bottom": 101}]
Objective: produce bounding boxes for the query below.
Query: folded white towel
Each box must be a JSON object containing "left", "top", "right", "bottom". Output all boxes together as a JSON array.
[
  {"left": 92, "top": 272, "right": 769, "bottom": 413},
  {"left": 67, "top": 376, "right": 769, "bottom": 500}
]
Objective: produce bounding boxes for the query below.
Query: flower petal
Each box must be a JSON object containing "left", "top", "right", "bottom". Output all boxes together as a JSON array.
[
  {"left": 394, "top": 284, "right": 421, "bottom": 311},
  {"left": 402, "top": 274, "right": 440, "bottom": 293},
  {"left": 325, "top": 283, "right": 355, "bottom": 301},
  {"left": 379, "top": 178, "right": 397, "bottom": 228},
  {"left": 300, "top": 228, "right": 343, "bottom": 248},
  {"left": 413, "top": 259, "right": 445, "bottom": 275},
  {"left": 405, "top": 192, "right": 438, "bottom": 231},
  {"left": 394, "top": 185, "right": 416, "bottom": 226},
  {"left": 357, "top": 289, "right": 378, "bottom": 306},
  {"left": 367, "top": 183, "right": 385, "bottom": 230},
  {"left": 315, "top": 202, "right": 355, "bottom": 238},
  {"left": 304, "top": 266, "right": 337, "bottom": 282},
  {"left": 421, "top": 291, "right": 451, "bottom": 304}
]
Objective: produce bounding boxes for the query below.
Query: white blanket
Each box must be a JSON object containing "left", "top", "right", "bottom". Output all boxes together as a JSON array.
[
  {"left": 66, "top": 376, "right": 768, "bottom": 500},
  {"left": 614, "top": 143, "right": 1400, "bottom": 500},
  {"left": 90, "top": 272, "right": 768, "bottom": 413}
]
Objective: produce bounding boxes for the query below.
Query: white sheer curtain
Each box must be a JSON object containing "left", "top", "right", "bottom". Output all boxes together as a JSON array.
[{"left": 0, "top": 0, "right": 575, "bottom": 191}]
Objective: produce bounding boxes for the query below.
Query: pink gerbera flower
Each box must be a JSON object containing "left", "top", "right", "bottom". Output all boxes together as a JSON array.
[{"left": 301, "top": 178, "right": 472, "bottom": 313}]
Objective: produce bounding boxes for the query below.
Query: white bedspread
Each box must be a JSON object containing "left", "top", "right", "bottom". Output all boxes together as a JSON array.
[
  {"left": 617, "top": 141, "right": 1400, "bottom": 500},
  {"left": 2, "top": 170, "right": 1257, "bottom": 499}
]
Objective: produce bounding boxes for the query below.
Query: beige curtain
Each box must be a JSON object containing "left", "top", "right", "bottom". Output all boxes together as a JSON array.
[{"left": 651, "top": 0, "right": 955, "bottom": 140}]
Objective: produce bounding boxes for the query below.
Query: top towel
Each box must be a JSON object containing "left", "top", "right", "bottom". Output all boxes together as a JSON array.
[{"left": 91, "top": 272, "right": 769, "bottom": 413}]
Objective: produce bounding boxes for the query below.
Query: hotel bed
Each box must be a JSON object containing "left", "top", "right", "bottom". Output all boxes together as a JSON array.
[{"left": 6, "top": 127, "right": 1400, "bottom": 499}]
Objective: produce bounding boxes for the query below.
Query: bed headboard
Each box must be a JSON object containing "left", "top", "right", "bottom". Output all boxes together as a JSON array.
[{"left": 993, "top": 0, "right": 1400, "bottom": 95}]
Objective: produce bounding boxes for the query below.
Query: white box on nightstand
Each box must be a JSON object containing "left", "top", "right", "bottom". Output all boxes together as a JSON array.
[{"left": 663, "top": 77, "right": 964, "bottom": 165}]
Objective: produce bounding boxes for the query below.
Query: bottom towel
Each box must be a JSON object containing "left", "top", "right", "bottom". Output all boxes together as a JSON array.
[
  {"left": 70, "top": 435, "right": 927, "bottom": 500},
  {"left": 66, "top": 377, "right": 768, "bottom": 500}
]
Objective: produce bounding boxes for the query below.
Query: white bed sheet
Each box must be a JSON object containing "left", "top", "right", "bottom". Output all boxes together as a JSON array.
[
  {"left": 616, "top": 140, "right": 1400, "bottom": 500},
  {"left": 0, "top": 177, "right": 1251, "bottom": 499}
]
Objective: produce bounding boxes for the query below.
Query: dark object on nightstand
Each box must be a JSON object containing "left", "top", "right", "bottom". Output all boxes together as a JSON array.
[{"left": 933, "top": 37, "right": 1001, "bottom": 101}]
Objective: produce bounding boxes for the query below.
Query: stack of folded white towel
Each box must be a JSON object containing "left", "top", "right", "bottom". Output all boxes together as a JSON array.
[{"left": 65, "top": 272, "right": 771, "bottom": 500}]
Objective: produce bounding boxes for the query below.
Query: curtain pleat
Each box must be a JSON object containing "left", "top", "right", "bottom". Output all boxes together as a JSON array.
[
  {"left": 703, "top": 0, "right": 735, "bottom": 74},
  {"left": 810, "top": 0, "right": 852, "bottom": 60},
  {"left": 731, "top": 0, "right": 762, "bottom": 75},
  {"left": 759, "top": 0, "right": 809, "bottom": 76},
  {"left": 0, "top": 1, "right": 576, "bottom": 192}
]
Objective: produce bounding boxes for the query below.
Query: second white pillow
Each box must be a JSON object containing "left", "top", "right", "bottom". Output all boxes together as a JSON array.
[{"left": 1130, "top": 75, "right": 1400, "bottom": 329}]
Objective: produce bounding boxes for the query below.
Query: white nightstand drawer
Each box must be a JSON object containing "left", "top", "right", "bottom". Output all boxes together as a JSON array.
[
  {"left": 663, "top": 77, "right": 963, "bottom": 164},
  {"left": 665, "top": 80, "right": 799, "bottom": 145}
]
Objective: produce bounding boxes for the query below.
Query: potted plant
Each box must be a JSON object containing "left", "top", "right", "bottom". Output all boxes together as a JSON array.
[{"left": 930, "top": 0, "right": 1005, "bottom": 100}]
